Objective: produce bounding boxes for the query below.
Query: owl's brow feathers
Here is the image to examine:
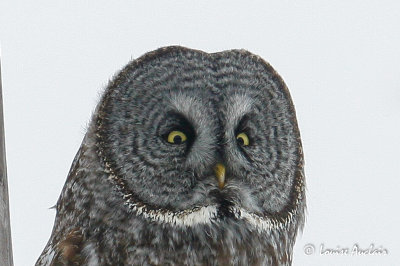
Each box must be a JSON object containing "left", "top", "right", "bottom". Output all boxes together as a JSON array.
[{"left": 95, "top": 49, "right": 305, "bottom": 233}]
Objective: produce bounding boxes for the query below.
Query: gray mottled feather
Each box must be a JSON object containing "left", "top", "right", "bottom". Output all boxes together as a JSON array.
[{"left": 36, "top": 46, "right": 306, "bottom": 266}]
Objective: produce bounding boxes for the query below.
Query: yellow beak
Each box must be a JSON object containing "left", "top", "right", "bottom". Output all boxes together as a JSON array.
[{"left": 214, "top": 163, "right": 226, "bottom": 189}]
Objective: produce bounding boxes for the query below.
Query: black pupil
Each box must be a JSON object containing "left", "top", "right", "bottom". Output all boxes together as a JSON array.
[
  {"left": 173, "top": 135, "right": 182, "bottom": 144},
  {"left": 237, "top": 137, "right": 244, "bottom": 145}
]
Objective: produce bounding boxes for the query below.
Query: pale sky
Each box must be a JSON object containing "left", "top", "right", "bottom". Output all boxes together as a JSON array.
[{"left": 1, "top": 1, "right": 399, "bottom": 265}]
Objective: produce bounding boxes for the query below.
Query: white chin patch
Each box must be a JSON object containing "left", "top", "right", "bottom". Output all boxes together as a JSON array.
[{"left": 128, "top": 201, "right": 291, "bottom": 233}]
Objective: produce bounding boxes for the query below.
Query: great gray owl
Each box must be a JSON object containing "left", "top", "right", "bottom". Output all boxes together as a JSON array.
[{"left": 36, "top": 46, "right": 306, "bottom": 265}]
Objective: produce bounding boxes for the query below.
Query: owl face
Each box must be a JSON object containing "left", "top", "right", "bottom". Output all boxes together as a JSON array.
[{"left": 97, "top": 46, "right": 303, "bottom": 228}]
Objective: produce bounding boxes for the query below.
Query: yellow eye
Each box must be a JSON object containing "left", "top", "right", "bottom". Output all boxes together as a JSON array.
[
  {"left": 236, "top": 132, "right": 250, "bottom": 146},
  {"left": 167, "top": 130, "right": 187, "bottom": 144}
]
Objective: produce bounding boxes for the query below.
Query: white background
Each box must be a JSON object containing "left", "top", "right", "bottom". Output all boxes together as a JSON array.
[{"left": 1, "top": 1, "right": 399, "bottom": 265}]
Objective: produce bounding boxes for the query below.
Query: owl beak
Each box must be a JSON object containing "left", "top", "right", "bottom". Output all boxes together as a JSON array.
[{"left": 214, "top": 163, "right": 226, "bottom": 189}]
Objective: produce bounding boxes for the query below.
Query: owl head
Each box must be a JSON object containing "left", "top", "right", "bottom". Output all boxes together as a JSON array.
[
  {"left": 95, "top": 46, "right": 305, "bottom": 234},
  {"left": 35, "top": 46, "right": 306, "bottom": 266}
]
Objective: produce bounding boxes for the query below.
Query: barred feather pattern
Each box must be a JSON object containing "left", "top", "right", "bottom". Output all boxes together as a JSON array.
[{"left": 36, "top": 46, "right": 306, "bottom": 266}]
